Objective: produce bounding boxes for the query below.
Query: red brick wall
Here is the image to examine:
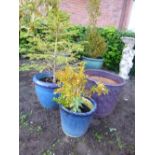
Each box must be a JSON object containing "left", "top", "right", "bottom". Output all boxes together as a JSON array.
[
  {"left": 119, "top": 0, "right": 133, "bottom": 29},
  {"left": 60, "top": 0, "right": 133, "bottom": 29}
]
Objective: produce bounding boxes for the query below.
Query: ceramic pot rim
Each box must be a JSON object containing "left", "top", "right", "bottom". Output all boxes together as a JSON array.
[
  {"left": 60, "top": 97, "right": 97, "bottom": 116},
  {"left": 85, "top": 69, "right": 126, "bottom": 87},
  {"left": 33, "top": 72, "right": 58, "bottom": 89},
  {"left": 83, "top": 56, "right": 103, "bottom": 62}
]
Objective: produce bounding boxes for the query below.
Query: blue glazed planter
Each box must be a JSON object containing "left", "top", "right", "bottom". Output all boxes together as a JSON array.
[
  {"left": 83, "top": 56, "right": 104, "bottom": 69},
  {"left": 85, "top": 69, "right": 126, "bottom": 117},
  {"left": 33, "top": 72, "right": 59, "bottom": 110},
  {"left": 60, "top": 98, "right": 97, "bottom": 138}
]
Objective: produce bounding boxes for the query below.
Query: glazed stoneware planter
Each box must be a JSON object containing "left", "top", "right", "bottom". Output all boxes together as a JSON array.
[
  {"left": 83, "top": 56, "right": 104, "bottom": 69},
  {"left": 85, "top": 69, "right": 126, "bottom": 117},
  {"left": 60, "top": 98, "right": 97, "bottom": 137},
  {"left": 33, "top": 72, "right": 59, "bottom": 110}
]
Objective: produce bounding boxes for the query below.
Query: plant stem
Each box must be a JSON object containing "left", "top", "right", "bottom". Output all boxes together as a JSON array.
[
  {"left": 53, "top": 29, "right": 58, "bottom": 83},
  {"left": 52, "top": 1, "right": 60, "bottom": 83}
]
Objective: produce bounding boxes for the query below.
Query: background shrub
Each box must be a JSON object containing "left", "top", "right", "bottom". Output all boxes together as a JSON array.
[
  {"left": 19, "top": 0, "right": 49, "bottom": 58},
  {"left": 67, "top": 26, "right": 135, "bottom": 74},
  {"left": 67, "top": 25, "right": 86, "bottom": 42},
  {"left": 19, "top": 23, "right": 135, "bottom": 75},
  {"left": 121, "top": 30, "right": 135, "bottom": 38},
  {"left": 98, "top": 27, "right": 124, "bottom": 72}
]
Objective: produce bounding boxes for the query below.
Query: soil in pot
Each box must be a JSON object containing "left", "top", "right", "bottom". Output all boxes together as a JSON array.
[
  {"left": 40, "top": 77, "right": 59, "bottom": 83},
  {"left": 88, "top": 75, "right": 118, "bottom": 85},
  {"left": 79, "top": 104, "right": 90, "bottom": 113}
]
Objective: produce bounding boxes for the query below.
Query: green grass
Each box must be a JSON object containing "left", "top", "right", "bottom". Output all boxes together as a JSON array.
[
  {"left": 19, "top": 111, "right": 43, "bottom": 134},
  {"left": 93, "top": 130, "right": 103, "bottom": 142},
  {"left": 42, "top": 149, "right": 53, "bottom": 155},
  {"left": 41, "top": 139, "right": 61, "bottom": 155},
  {"left": 19, "top": 112, "right": 31, "bottom": 128},
  {"left": 115, "top": 133, "right": 125, "bottom": 151}
]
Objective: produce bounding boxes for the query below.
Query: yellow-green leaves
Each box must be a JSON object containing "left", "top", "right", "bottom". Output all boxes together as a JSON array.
[
  {"left": 20, "top": 0, "right": 84, "bottom": 77},
  {"left": 55, "top": 63, "right": 108, "bottom": 112},
  {"left": 88, "top": 0, "right": 101, "bottom": 26},
  {"left": 84, "top": 28, "right": 107, "bottom": 58},
  {"left": 84, "top": 0, "right": 107, "bottom": 58}
]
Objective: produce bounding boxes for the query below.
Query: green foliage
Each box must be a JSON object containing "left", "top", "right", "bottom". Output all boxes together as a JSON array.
[
  {"left": 20, "top": 5, "right": 135, "bottom": 73},
  {"left": 84, "top": 28, "right": 107, "bottom": 58},
  {"left": 67, "top": 25, "right": 87, "bottom": 42},
  {"left": 83, "top": 0, "right": 107, "bottom": 58},
  {"left": 42, "top": 149, "right": 53, "bottom": 155},
  {"left": 67, "top": 25, "right": 87, "bottom": 58},
  {"left": 87, "top": 0, "right": 101, "bottom": 26},
  {"left": 54, "top": 63, "right": 108, "bottom": 112},
  {"left": 98, "top": 27, "right": 124, "bottom": 72},
  {"left": 101, "top": 27, "right": 135, "bottom": 73},
  {"left": 94, "top": 131, "right": 103, "bottom": 142},
  {"left": 19, "top": 112, "right": 29, "bottom": 128},
  {"left": 115, "top": 133, "right": 125, "bottom": 150},
  {"left": 19, "top": 0, "right": 50, "bottom": 56},
  {"left": 19, "top": 111, "right": 43, "bottom": 134},
  {"left": 41, "top": 139, "right": 60, "bottom": 155},
  {"left": 19, "top": 0, "right": 83, "bottom": 82},
  {"left": 73, "top": 26, "right": 135, "bottom": 73},
  {"left": 19, "top": 62, "right": 47, "bottom": 71},
  {"left": 121, "top": 30, "right": 135, "bottom": 38}
]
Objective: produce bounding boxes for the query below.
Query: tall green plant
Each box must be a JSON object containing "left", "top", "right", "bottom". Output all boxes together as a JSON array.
[
  {"left": 20, "top": 0, "right": 83, "bottom": 82},
  {"left": 87, "top": 0, "right": 101, "bottom": 27},
  {"left": 84, "top": 0, "right": 107, "bottom": 58}
]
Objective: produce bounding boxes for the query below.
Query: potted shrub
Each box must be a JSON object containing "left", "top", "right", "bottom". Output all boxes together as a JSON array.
[
  {"left": 20, "top": 0, "right": 83, "bottom": 109},
  {"left": 54, "top": 63, "right": 108, "bottom": 137},
  {"left": 82, "top": 0, "right": 107, "bottom": 69}
]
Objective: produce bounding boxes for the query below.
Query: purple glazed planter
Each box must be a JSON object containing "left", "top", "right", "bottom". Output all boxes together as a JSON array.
[{"left": 85, "top": 69, "right": 126, "bottom": 118}]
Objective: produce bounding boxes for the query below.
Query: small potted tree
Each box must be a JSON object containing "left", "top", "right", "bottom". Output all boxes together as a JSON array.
[
  {"left": 83, "top": 0, "right": 107, "bottom": 69},
  {"left": 20, "top": 0, "right": 83, "bottom": 109},
  {"left": 54, "top": 63, "right": 108, "bottom": 137},
  {"left": 83, "top": 0, "right": 126, "bottom": 117}
]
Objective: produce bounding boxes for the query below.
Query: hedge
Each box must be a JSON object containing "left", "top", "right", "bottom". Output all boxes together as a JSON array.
[{"left": 20, "top": 25, "right": 135, "bottom": 74}]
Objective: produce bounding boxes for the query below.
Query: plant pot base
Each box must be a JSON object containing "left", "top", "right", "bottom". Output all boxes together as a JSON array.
[{"left": 62, "top": 130, "right": 85, "bottom": 138}]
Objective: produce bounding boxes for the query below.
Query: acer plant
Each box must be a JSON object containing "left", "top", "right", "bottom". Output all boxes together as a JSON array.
[
  {"left": 55, "top": 62, "right": 108, "bottom": 112},
  {"left": 54, "top": 62, "right": 108, "bottom": 137}
]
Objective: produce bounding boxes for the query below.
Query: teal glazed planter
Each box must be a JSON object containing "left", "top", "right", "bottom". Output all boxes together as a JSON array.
[
  {"left": 33, "top": 72, "right": 59, "bottom": 110},
  {"left": 83, "top": 56, "right": 104, "bottom": 69},
  {"left": 60, "top": 98, "right": 97, "bottom": 138}
]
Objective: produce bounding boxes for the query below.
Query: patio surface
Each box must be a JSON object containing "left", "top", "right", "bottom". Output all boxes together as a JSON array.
[{"left": 19, "top": 70, "right": 135, "bottom": 155}]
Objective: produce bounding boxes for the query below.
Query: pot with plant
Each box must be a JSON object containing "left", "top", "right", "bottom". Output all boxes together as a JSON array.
[
  {"left": 82, "top": 0, "right": 107, "bottom": 69},
  {"left": 54, "top": 63, "right": 108, "bottom": 137},
  {"left": 20, "top": 0, "right": 83, "bottom": 109}
]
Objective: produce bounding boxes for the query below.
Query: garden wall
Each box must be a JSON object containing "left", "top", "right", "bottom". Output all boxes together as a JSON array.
[{"left": 60, "top": 0, "right": 133, "bottom": 29}]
